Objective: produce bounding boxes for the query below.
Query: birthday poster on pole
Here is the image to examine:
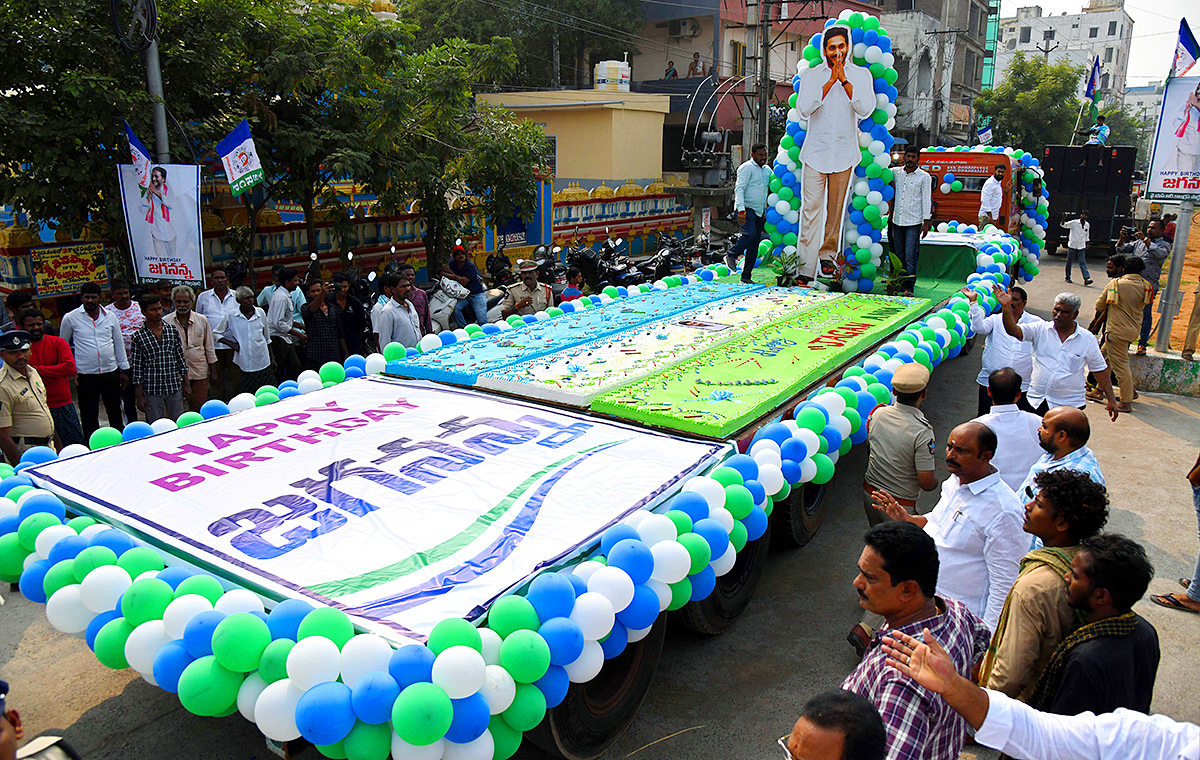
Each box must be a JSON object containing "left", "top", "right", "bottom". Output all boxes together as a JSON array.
[{"left": 117, "top": 163, "right": 205, "bottom": 285}]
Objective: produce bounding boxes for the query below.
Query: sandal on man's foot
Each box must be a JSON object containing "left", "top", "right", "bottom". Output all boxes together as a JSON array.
[
  {"left": 1151, "top": 593, "right": 1200, "bottom": 613},
  {"left": 1135, "top": 346, "right": 1147, "bottom": 356}
]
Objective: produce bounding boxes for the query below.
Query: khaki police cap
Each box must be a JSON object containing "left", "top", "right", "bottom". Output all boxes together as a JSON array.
[{"left": 892, "top": 363, "right": 930, "bottom": 393}]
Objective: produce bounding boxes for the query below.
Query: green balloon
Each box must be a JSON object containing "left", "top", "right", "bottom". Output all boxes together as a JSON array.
[
  {"left": 490, "top": 714, "right": 523, "bottom": 760},
  {"left": 72, "top": 545, "right": 118, "bottom": 582},
  {"left": 865, "top": 15, "right": 880, "bottom": 30},
  {"left": 0, "top": 533, "right": 30, "bottom": 583},
  {"left": 89, "top": 427, "right": 123, "bottom": 450},
  {"left": 817, "top": 434, "right": 829, "bottom": 454},
  {"left": 392, "top": 682, "right": 454, "bottom": 746},
  {"left": 255, "top": 392, "right": 279, "bottom": 407},
  {"left": 833, "top": 387, "right": 858, "bottom": 409},
  {"left": 677, "top": 533, "right": 712, "bottom": 575},
  {"left": 17, "top": 512, "right": 60, "bottom": 552},
  {"left": 382, "top": 342, "right": 406, "bottom": 361},
  {"left": 502, "top": 682, "right": 547, "bottom": 732},
  {"left": 709, "top": 466, "right": 743, "bottom": 488},
  {"left": 42, "top": 559, "right": 77, "bottom": 597},
  {"left": 839, "top": 437, "right": 853, "bottom": 456},
  {"left": 664, "top": 510, "right": 693, "bottom": 535},
  {"left": 863, "top": 205, "right": 881, "bottom": 223},
  {"left": 298, "top": 606, "right": 355, "bottom": 648},
  {"left": 795, "top": 406, "right": 827, "bottom": 433},
  {"left": 488, "top": 595, "right": 541, "bottom": 640},
  {"left": 723, "top": 485, "right": 754, "bottom": 520},
  {"left": 880, "top": 167, "right": 895, "bottom": 184},
  {"left": 859, "top": 150, "right": 873, "bottom": 168},
  {"left": 852, "top": 195, "right": 868, "bottom": 211},
  {"left": 848, "top": 11, "right": 863, "bottom": 27},
  {"left": 812, "top": 453, "right": 836, "bottom": 485},
  {"left": 342, "top": 720, "right": 391, "bottom": 760},
  {"left": 254, "top": 385, "right": 279, "bottom": 398},
  {"left": 545, "top": 307, "right": 564, "bottom": 318},
  {"left": 667, "top": 577, "right": 692, "bottom": 610},
  {"left": 843, "top": 407, "right": 863, "bottom": 434},
  {"left": 259, "top": 639, "right": 295, "bottom": 683},
  {"left": 866, "top": 163, "right": 883, "bottom": 179},
  {"left": 772, "top": 482, "right": 791, "bottom": 502},
  {"left": 872, "top": 109, "right": 888, "bottom": 125},
  {"left": 95, "top": 617, "right": 135, "bottom": 669},
  {"left": 859, "top": 263, "right": 878, "bottom": 280},
  {"left": 427, "top": 617, "right": 482, "bottom": 655},
  {"left": 175, "top": 574, "right": 224, "bottom": 604},
  {"left": 762, "top": 499, "right": 774, "bottom": 517},
  {"left": 499, "top": 629, "right": 551, "bottom": 684},
  {"left": 212, "top": 612, "right": 272, "bottom": 672},
  {"left": 778, "top": 185, "right": 794, "bottom": 202},
  {"left": 122, "top": 578, "right": 174, "bottom": 626},
  {"left": 951, "top": 180, "right": 964, "bottom": 192},
  {"left": 884, "top": 67, "right": 899, "bottom": 86},
  {"left": 117, "top": 547, "right": 165, "bottom": 579},
  {"left": 603, "top": 286, "right": 619, "bottom": 299},
  {"left": 177, "top": 411, "right": 204, "bottom": 427},
  {"left": 895, "top": 332, "right": 920, "bottom": 347},
  {"left": 315, "top": 740, "right": 348, "bottom": 759},
  {"left": 68, "top": 516, "right": 98, "bottom": 533},
  {"left": 177, "top": 655, "right": 244, "bottom": 716},
  {"left": 913, "top": 350, "right": 933, "bottom": 370},
  {"left": 729, "top": 520, "right": 748, "bottom": 553},
  {"left": 319, "top": 362, "right": 346, "bottom": 384},
  {"left": 917, "top": 326, "right": 937, "bottom": 342}
]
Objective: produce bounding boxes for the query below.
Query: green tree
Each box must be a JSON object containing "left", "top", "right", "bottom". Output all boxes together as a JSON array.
[
  {"left": 974, "top": 53, "right": 1085, "bottom": 154},
  {"left": 1096, "top": 105, "right": 1153, "bottom": 169}
]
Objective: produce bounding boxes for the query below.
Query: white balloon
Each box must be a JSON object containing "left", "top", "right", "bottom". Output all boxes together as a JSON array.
[
  {"left": 785, "top": 209, "right": 799, "bottom": 224},
  {"left": 392, "top": 734, "right": 447, "bottom": 760},
  {"left": 255, "top": 679, "right": 304, "bottom": 742},
  {"left": 853, "top": 42, "right": 867, "bottom": 58},
  {"left": 228, "top": 393, "right": 257, "bottom": 413},
  {"left": 858, "top": 130, "right": 873, "bottom": 148},
  {"left": 564, "top": 639, "right": 605, "bottom": 682},
  {"left": 874, "top": 152, "right": 891, "bottom": 168},
  {"left": 163, "top": 594, "right": 213, "bottom": 639},
  {"left": 857, "top": 234, "right": 873, "bottom": 250},
  {"left": 832, "top": 416, "right": 852, "bottom": 440},
  {"left": 286, "top": 636, "right": 341, "bottom": 691},
  {"left": 298, "top": 377, "right": 323, "bottom": 394},
  {"left": 214, "top": 588, "right": 265, "bottom": 616},
  {"left": 883, "top": 52, "right": 895, "bottom": 67},
  {"left": 569, "top": 592, "right": 615, "bottom": 641},
  {"left": 125, "top": 620, "right": 172, "bottom": 674},
  {"left": 150, "top": 418, "right": 177, "bottom": 434},
  {"left": 495, "top": 320, "right": 512, "bottom": 331},
  {"left": 79, "top": 523, "right": 110, "bottom": 541},
  {"left": 587, "top": 566, "right": 635, "bottom": 612},
  {"left": 868, "top": 140, "right": 885, "bottom": 156},
  {"left": 57, "top": 443, "right": 91, "bottom": 459},
  {"left": 813, "top": 392, "right": 847, "bottom": 416},
  {"left": 865, "top": 46, "right": 882, "bottom": 64},
  {"left": 418, "top": 334, "right": 443, "bottom": 354},
  {"left": 442, "top": 730, "right": 494, "bottom": 760},
  {"left": 646, "top": 578, "right": 672, "bottom": 612},
  {"left": 453, "top": 328, "right": 471, "bottom": 341},
  {"left": 752, "top": 448, "right": 782, "bottom": 470},
  {"left": 46, "top": 585, "right": 94, "bottom": 635},
  {"left": 800, "top": 458, "right": 819, "bottom": 483},
  {"left": 340, "top": 634, "right": 393, "bottom": 689},
  {"left": 80, "top": 564, "right": 133, "bottom": 614},
  {"left": 648, "top": 540, "right": 691, "bottom": 584},
  {"left": 364, "top": 353, "right": 388, "bottom": 375},
  {"left": 431, "top": 645, "right": 487, "bottom": 699},
  {"left": 866, "top": 190, "right": 883, "bottom": 206},
  {"left": 573, "top": 560, "right": 607, "bottom": 583},
  {"left": 854, "top": 180, "right": 870, "bottom": 196},
  {"left": 711, "top": 544, "right": 737, "bottom": 576},
  {"left": 635, "top": 514, "right": 677, "bottom": 546},
  {"left": 682, "top": 477, "right": 725, "bottom": 511},
  {"left": 626, "top": 624, "right": 654, "bottom": 643},
  {"left": 621, "top": 510, "right": 649, "bottom": 530},
  {"left": 479, "top": 664, "right": 516, "bottom": 714},
  {"left": 882, "top": 357, "right": 905, "bottom": 373},
  {"left": 749, "top": 439, "right": 780, "bottom": 458},
  {"left": 757, "top": 464, "right": 786, "bottom": 495},
  {"left": 775, "top": 199, "right": 792, "bottom": 216},
  {"left": 237, "top": 671, "right": 269, "bottom": 723},
  {"left": 297, "top": 370, "right": 321, "bottom": 384},
  {"left": 16, "top": 488, "right": 54, "bottom": 508},
  {"left": 787, "top": 107, "right": 800, "bottom": 123},
  {"left": 34, "top": 524, "right": 76, "bottom": 561},
  {"left": 479, "top": 627, "right": 503, "bottom": 666}
]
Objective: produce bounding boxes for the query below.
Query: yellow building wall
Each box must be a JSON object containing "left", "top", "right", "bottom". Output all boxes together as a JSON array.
[
  {"left": 610, "top": 109, "right": 664, "bottom": 181},
  {"left": 535, "top": 109, "right": 616, "bottom": 180}
]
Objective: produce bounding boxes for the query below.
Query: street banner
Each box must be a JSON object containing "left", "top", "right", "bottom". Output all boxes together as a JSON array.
[
  {"left": 1145, "top": 75, "right": 1200, "bottom": 201},
  {"left": 28, "top": 377, "right": 726, "bottom": 640},
  {"left": 215, "top": 120, "right": 265, "bottom": 197},
  {"left": 125, "top": 122, "right": 152, "bottom": 189},
  {"left": 117, "top": 163, "right": 204, "bottom": 284},
  {"left": 1173, "top": 19, "right": 1198, "bottom": 78},
  {"left": 977, "top": 125, "right": 993, "bottom": 145},
  {"left": 29, "top": 242, "right": 110, "bottom": 297}
]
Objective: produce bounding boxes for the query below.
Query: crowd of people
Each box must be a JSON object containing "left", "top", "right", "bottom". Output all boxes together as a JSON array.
[{"left": 783, "top": 280, "right": 1200, "bottom": 760}]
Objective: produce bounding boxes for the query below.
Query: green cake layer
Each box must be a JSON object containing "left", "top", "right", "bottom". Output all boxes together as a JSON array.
[{"left": 592, "top": 294, "right": 929, "bottom": 438}]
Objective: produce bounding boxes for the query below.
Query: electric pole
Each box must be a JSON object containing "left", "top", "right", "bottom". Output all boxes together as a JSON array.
[
  {"left": 1035, "top": 40, "right": 1058, "bottom": 62},
  {"left": 759, "top": 0, "right": 771, "bottom": 148},
  {"left": 743, "top": 0, "right": 760, "bottom": 158}
]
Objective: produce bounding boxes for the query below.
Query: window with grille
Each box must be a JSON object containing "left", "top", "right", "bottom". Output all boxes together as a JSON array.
[{"left": 1019, "top": 26, "right": 1031, "bottom": 43}]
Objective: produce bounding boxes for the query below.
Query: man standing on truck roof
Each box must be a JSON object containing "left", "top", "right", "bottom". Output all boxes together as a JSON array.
[
  {"left": 889, "top": 145, "right": 933, "bottom": 297},
  {"left": 978, "top": 163, "right": 1007, "bottom": 230}
]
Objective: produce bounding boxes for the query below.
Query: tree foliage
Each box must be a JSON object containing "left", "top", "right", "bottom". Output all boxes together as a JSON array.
[{"left": 974, "top": 53, "right": 1085, "bottom": 154}]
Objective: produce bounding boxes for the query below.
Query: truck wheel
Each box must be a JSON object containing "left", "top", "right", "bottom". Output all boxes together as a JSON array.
[
  {"left": 674, "top": 522, "right": 772, "bottom": 635},
  {"left": 1045, "top": 242, "right": 1060, "bottom": 255},
  {"left": 770, "top": 481, "right": 828, "bottom": 549},
  {"left": 525, "top": 617, "right": 667, "bottom": 760}
]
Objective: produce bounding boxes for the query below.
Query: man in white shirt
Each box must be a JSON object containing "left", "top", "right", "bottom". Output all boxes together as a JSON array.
[
  {"left": 963, "top": 285, "right": 1041, "bottom": 415},
  {"left": 60, "top": 282, "right": 129, "bottom": 436},
  {"left": 195, "top": 265, "right": 239, "bottom": 401},
  {"left": 889, "top": 145, "right": 933, "bottom": 296},
  {"left": 995, "top": 287, "right": 1118, "bottom": 421},
  {"left": 267, "top": 267, "right": 305, "bottom": 383},
  {"left": 728, "top": 143, "right": 771, "bottom": 284},
  {"left": 873, "top": 421, "right": 1027, "bottom": 631},
  {"left": 974, "top": 368, "right": 1043, "bottom": 492},
  {"left": 882, "top": 627, "right": 1199, "bottom": 760},
  {"left": 1060, "top": 211, "right": 1093, "bottom": 285},
  {"left": 978, "top": 163, "right": 1007, "bottom": 229},
  {"left": 215, "top": 286, "right": 275, "bottom": 394},
  {"left": 796, "top": 25, "right": 875, "bottom": 281},
  {"left": 375, "top": 273, "right": 422, "bottom": 349},
  {"left": 370, "top": 277, "right": 396, "bottom": 352}
]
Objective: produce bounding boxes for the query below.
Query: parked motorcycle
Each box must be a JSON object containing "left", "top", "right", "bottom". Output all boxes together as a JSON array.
[{"left": 566, "top": 230, "right": 635, "bottom": 291}]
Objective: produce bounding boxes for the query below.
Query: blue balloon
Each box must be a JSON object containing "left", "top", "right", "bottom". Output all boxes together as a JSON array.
[
  {"left": 781, "top": 171, "right": 797, "bottom": 187},
  {"left": 446, "top": 692, "right": 490, "bottom": 744},
  {"left": 851, "top": 26, "right": 863, "bottom": 43},
  {"left": 199, "top": 399, "right": 229, "bottom": 419},
  {"left": 539, "top": 617, "right": 585, "bottom": 667},
  {"left": 600, "top": 620, "right": 628, "bottom": 660},
  {"left": 780, "top": 459, "right": 802, "bottom": 484},
  {"left": 599, "top": 524, "right": 639, "bottom": 558},
  {"left": 87, "top": 608, "right": 121, "bottom": 651},
  {"left": 698, "top": 269, "right": 715, "bottom": 281},
  {"left": 794, "top": 128, "right": 807, "bottom": 143},
  {"left": 786, "top": 120, "right": 800, "bottom": 136},
  {"left": 822, "top": 425, "right": 843, "bottom": 452},
  {"left": 266, "top": 598, "right": 313, "bottom": 640},
  {"left": 669, "top": 491, "right": 710, "bottom": 523},
  {"left": 527, "top": 572, "right": 577, "bottom": 622},
  {"left": 481, "top": 323, "right": 501, "bottom": 334},
  {"left": 19, "top": 559, "right": 51, "bottom": 603},
  {"left": 278, "top": 380, "right": 299, "bottom": 390},
  {"left": 18, "top": 492, "right": 66, "bottom": 521},
  {"left": 864, "top": 29, "right": 879, "bottom": 44},
  {"left": 278, "top": 387, "right": 302, "bottom": 399},
  {"left": 48, "top": 534, "right": 89, "bottom": 566},
  {"left": 522, "top": 315, "right": 538, "bottom": 324},
  {"left": 615, "top": 584, "right": 659, "bottom": 631},
  {"left": 344, "top": 366, "right": 365, "bottom": 379},
  {"left": 182, "top": 610, "right": 227, "bottom": 658},
  {"left": 881, "top": 185, "right": 895, "bottom": 202},
  {"left": 89, "top": 528, "right": 136, "bottom": 557},
  {"left": 689, "top": 566, "right": 717, "bottom": 602},
  {"left": 156, "top": 565, "right": 195, "bottom": 590},
  {"left": 743, "top": 479, "right": 766, "bottom": 504},
  {"left": 19, "top": 446, "right": 57, "bottom": 465},
  {"left": 872, "top": 77, "right": 888, "bottom": 94},
  {"left": 0, "top": 475, "right": 34, "bottom": 496},
  {"left": 811, "top": 32, "right": 823, "bottom": 49},
  {"left": 559, "top": 302, "right": 577, "bottom": 314},
  {"left": 943, "top": 172, "right": 956, "bottom": 184},
  {"left": 849, "top": 209, "right": 866, "bottom": 226},
  {"left": 535, "top": 664, "right": 570, "bottom": 709},
  {"left": 122, "top": 421, "right": 155, "bottom": 442},
  {"left": 438, "top": 330, "right": 457, "bottom": 345},
  {"left": 743, "top": 506, "right": 769, "bottom": 542},
  {"left": 565, "top": 572, "right": 588, "bottom": 597},
  {"left": 692, "top": 518, "right": 731, "bottom": 559},
  {"left": 607, "top": 539, "right": 654, "bottom": 586},
  {"left": 344, "top": 354, "right": 367, "bottom": 371},
  {"left": 868, "top": 177, "right": 885, "bottom": 192},
  {"left": 297, "top": 681, "right": 356, "bottom": 745},
  {"left": 616, "top": 286, "right": 629, "bottom": 297},
  {"left": 724, "top": 455, "right": 760, "bottom": 483},
  {"left": 352, "top": 670, "right": 401, "bottom": 725},
  {"left": 758, "top": 423, "right": 792, "bottom": 446},
  {"left": 851, "top": 426, "right": 870, "bottom": 445},
  {"left": 153, "top": 640, "right": 194, "bottom": 693},
  {"left": 779, "top": 438, "right": 808, "bottom": 464},
  {"left": 389, "top": 644, "right": 435, "bottom": 689}
]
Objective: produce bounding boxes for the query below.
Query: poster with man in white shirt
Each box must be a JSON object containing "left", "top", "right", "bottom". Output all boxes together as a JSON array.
[
  {"left": 796, "top": 24, "right": 875, "bottom": 282},
  {"left": 117, "top": 164, "right": 204, "bottom": 286}
]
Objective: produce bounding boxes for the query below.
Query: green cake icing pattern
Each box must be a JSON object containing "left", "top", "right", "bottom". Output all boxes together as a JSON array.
[{"left": 593, "top": 293, "right": 930, "bottom": 438}]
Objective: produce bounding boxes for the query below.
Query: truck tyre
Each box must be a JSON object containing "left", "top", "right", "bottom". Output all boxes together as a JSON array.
[
  {"left": 674, "top": 522, "right": 772, "bottom": 635},
  {"left": 525, "top": 617, "right": 668, "bottom": 760},
  {"left": 770, "top": 481, "right": 828, "bottom": 549},
  {"left": 1045, "top": 242, "right": 1059, "bottom": 255}
]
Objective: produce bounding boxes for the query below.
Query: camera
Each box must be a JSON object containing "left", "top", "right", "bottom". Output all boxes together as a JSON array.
[{"left": 1120, "top": 225, "right": 1136, "bottom": 236}]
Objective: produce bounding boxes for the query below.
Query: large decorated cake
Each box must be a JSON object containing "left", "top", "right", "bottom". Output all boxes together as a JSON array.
[
  {"left": 385, "top": 281, "right": 765, "bottom": 385},
  {"left": 477, "top": 287, "right": 838, "bottom": 406},
  {"left": 592, "top": 294, "right": 929, "bottom": 438}
]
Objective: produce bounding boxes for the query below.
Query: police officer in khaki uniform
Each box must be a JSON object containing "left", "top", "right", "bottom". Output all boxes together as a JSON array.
[
  {"left": 501, "top": 259, "right": 553, "bottom": 318},
  {"left": 0, "top": 330, "right": 55, "bottom": 465}
]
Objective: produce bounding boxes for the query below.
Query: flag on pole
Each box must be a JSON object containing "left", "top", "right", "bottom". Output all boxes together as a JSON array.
[
  {"left": 124, "top": 121, "right": 152, "bottom": 190},
  {"left": 1172, "top": 18, "right": 1198, "bottom": 78},
  {"left": 977, "top": 125, "right": 993, "bottom": 144},
  {"left": 1083, "top": 57, "right": 1102, "bottom": 121},
  {"left": 215, "top": 120, "right": 265, "bottom": 197}
]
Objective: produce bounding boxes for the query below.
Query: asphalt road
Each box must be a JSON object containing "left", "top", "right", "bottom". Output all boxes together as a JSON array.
[{"left": 3, "top": 253, "right": 1198, "bottom": 760}]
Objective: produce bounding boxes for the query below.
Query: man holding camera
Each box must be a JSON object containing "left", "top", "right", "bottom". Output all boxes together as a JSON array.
[{"left": 1116, "top": 221, "right": 1170, "bottom": 355}]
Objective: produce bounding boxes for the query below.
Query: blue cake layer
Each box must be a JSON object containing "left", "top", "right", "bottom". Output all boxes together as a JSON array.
[{"left": 386, "top": 282, "right": 766, "bottom": 385}]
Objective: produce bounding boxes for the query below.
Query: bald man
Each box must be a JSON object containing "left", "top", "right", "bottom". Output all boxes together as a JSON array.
[{"left": 1017, "top": 406, "right": 1105, "bottom": 501}]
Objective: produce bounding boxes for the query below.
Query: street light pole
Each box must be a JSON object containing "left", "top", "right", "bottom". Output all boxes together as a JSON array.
[{"left": 144, "top": 39, "right": 171, "bottom": 163}]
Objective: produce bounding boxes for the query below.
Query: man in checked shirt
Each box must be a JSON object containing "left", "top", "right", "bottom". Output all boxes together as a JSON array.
[
  {"left": 843, "top": 521, "right": 991, "bottom": 760},
  {"left": 130, "top": 293, "right": 189, "bottom": 422}
]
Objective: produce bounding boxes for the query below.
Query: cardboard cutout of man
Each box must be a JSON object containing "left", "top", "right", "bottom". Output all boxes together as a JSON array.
[{"left": 797, "top": 24, "right": 875, "bottom": 281}]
